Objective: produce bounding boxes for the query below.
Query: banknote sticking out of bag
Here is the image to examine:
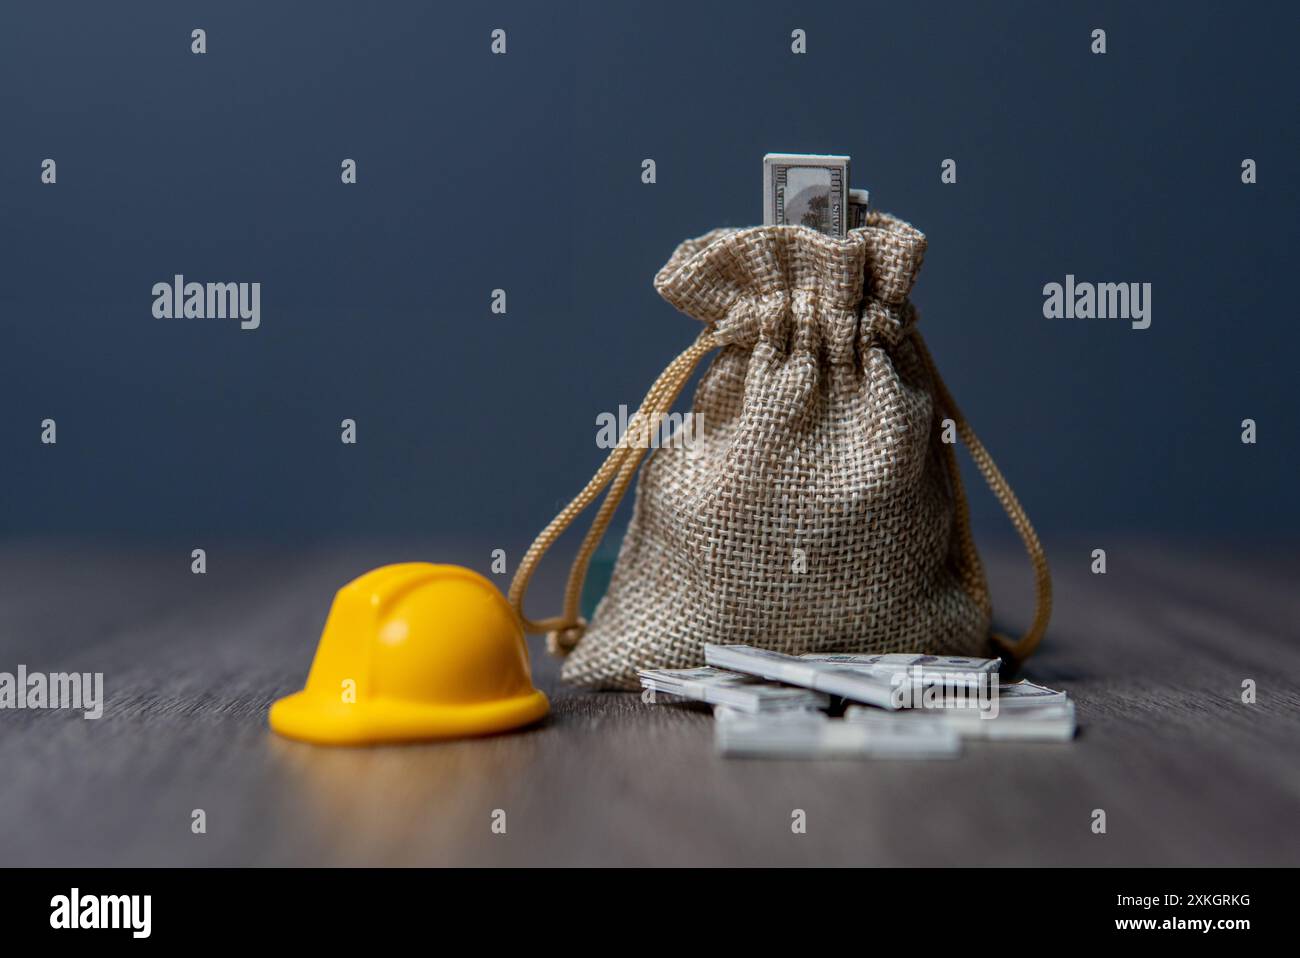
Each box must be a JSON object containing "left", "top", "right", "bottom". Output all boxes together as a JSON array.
[{"left": 507, "top": 152, "right": 1054, "bottom": 699}]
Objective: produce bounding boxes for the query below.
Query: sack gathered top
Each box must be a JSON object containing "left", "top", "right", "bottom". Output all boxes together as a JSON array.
[{"left": 509, "top": 212, "right": 1052, "bottom": 690}]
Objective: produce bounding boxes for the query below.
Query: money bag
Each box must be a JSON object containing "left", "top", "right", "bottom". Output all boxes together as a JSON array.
[{"left": 509, "top": 213, "right": 1052, "bottom": 690}]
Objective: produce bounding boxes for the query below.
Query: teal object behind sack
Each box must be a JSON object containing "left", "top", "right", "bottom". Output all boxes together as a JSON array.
[{"left": 580, "top": 526, "right": 625, "bottom": 621}]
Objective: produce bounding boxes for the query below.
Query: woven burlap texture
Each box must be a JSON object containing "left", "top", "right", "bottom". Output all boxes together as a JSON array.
[{"left": 561, "top": 213, "right": 993, "bottom": 689}]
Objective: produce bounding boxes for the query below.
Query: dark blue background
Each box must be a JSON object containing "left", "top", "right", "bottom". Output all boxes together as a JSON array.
[{"left": 2, "top": 1, "right": 1295, "bottom": 547}]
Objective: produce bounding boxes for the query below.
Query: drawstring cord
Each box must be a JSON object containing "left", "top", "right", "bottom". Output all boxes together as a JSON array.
[
  {"left": 507, "top": 331, "right": 718, "bottom": 653},
  {"left": 911, "top": 331, "right": 1053, "bottom": 667}
]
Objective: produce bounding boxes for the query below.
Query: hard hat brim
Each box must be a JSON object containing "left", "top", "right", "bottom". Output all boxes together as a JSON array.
[{"left": 268, "top": 688, "right": 549, "bottom": 746}]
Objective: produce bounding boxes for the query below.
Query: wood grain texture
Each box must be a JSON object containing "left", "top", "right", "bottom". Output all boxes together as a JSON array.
[{"left": 0, "top": 537, "right": 1296, "bottom": 866}]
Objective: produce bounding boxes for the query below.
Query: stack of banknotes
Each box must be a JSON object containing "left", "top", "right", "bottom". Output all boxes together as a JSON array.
[
  {"left": 637, "top": 665, "right": 830, "bottom": 713},
  {"left": 637, "top": 644, "right": 1076, "bottom": 760}
]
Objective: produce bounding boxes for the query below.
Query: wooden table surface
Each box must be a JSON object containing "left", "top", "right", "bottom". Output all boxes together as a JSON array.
[{"left": 1, "top": 537, "right": 1296, "bottom": 867}]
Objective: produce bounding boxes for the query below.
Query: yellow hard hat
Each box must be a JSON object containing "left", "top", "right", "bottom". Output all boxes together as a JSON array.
[{"left": 269, "top": 563, "right": 549, "bottom": 745}]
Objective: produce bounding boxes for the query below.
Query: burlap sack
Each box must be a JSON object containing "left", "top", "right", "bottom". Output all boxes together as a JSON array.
[{"left": 510, "top": 212, "right": 1050, "bottom": 690}]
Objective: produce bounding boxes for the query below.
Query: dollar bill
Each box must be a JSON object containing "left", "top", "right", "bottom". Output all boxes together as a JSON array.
[
  {"left": 878, "top": 677, "right": 1067, "bottom": 712},
  {"left": 715, "top": 705, "right": 961, "bottom": 759},
  {"left": 763, "top": 153, "right": 850, "bottom": 238},
  {"left": 982, "top": 679, "right": 1069, "bottom": 710},
  {"left": 638, "top": 666, "right": 829, "bottom": 713},
  {"left": 837, "top": 706, "right": 962, "bottom": 738},
  {"left": 800, "top": 652, "right": 1001, "bottom": 689},
  {"left": 846, "top": 699, "right": 1076, "bottom": 742},
  {"left": 945, "top": 701, "right": 1076, "bottom": 742},
  {"left": 704, "top": 644, "right": 900, "bottom": 709},
  {"left": 849, "top": 188, "right": 871, "bottom": 229}
]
